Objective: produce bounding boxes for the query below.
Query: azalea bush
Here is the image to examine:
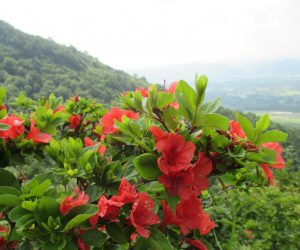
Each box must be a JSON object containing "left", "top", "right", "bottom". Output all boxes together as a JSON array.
[{"left": 0, "top": 76, "right": 288, "bottom": 250}]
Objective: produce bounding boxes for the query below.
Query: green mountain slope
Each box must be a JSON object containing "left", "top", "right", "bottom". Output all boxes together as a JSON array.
[{"left": 0, "top": 20, "right": 147, "bottom": 103}]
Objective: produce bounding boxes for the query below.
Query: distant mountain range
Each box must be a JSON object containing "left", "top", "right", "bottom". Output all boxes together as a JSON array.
[
  {"left": 0, "top": 20, "right": 147, "bottom": 103},
  {"left": 128, "top": 60, "right": 300, "bottom": 113},
  {"left": 128, "top": 59, "right": 300, "bottom": 83}
]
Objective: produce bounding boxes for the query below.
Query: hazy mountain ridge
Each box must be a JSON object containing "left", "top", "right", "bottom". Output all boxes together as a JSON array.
[
  {"left": 129, "top": 60, "right": 300, "bottom": 113},
  {"left": 0, "top": 20, "right": 147, "bottom": 103}
]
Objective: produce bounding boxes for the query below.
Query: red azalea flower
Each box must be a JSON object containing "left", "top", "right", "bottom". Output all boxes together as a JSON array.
[
  {"left": 261, "top": 142, "right": 285, "bottom": 169},
  {"left": 244, "top": 230, "right": 254, "bottom": 239},
  {"left": 77, "top": 238, "right": 90, "bottom": 250},
  {"left": 190, "top": 152, "right": 213, "bottom": 191},
  {"left": 162, "top": 196, "right": 215, "bottom": 235},
  {"left": 74, "top": 96, "right": 79, "bottom": 103},
  {"left": 169, "top": 101, "right": 179, "bottom": 109},
  {"left": 136, "top": 87, "right": 148, "bottom": 97},
  {"left": 161, "top": 200, "right": 179, "bottom": 227},
  {"left": 229, "top": 120, "right": 246, "bottom": 141},
  {"left": 149, "top": 126, "right": 167, "bottom": 142},
  {"left": 69, "top": 114, "right": 81, "bottom": 129},
  {"left": 261, "top": 165, "right": 275, "bottom": 185},
  {"left": 130, "top": 193, "right": 160, "bottom": 238},
  {"left": 90, "top": 195, "right": 123, "bottom": 226},
  {"left": 100, "top": 107, "right": 139, "bottom": 135},
  {"left": 159, "top": 171, "right": 194, "bottom": 200},
  {"left": 156, "top": 133, "right": 195, "bottom": 175},
  {"left": 185, "top": 239, "right": 208, "bottom": 250},
  {"left": 84, "top": 137, "right": 106, "bottom": 155},
  {"left": 27, "top": 119, "right": 52, "bottom": 144},
  {"left": 60, "top": 189, "right": 89, "bottom": 215},
  {"left": 260, "top": 142, "right": 285, "bottom": 185},
  {"left": 53, "top": 104, "right": 64, "bottom": 113},
  {"left": 159, "top": 152, "right": 212, "bottom": 200},
  {"left": 111, "top": 177, "right": 137, "bottom": 204},
  {"left": 167, "top": 81, "right": 178, "bottom": 93},
  {"left": 0, "top": 237, "right": 5, "bottom": 250},
  {"left": 0, "top": 103, "right": 6, "bottom": 110},
  {"left": 175, "top": 196, "right": 204, "bottom": 235},
  {"left": 0, "top": 115, "right": 25, "bottom": 139}
]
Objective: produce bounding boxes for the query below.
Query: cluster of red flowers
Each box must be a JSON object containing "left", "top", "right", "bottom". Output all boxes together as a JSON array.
[
  {"left": 229, "top": 120, "right": 285, "bottom": 184},
  {"left": 60, "top": 177, "right": 160, "bottom": 246},
  {"left": 135, "top": 82, "right": 179, "bottom": 109},
  {"left": 0, "top": 115, "right": 25, "bottom": 140},
  {"left": 149, "top": 126, "right": 215, "bottom": 249},
  {"left": 60, "top": 188, "right": 90, "bottom": 215},
  {"left": 95, "top": 107, "right": 139, "bottom": 136},
  {"left": 0, "top": 115, "right": 52, "bottom": 143},
  {"left": 69, "top": 114, "right": 81, "bottom": 129},
  {"left": 84, "top": 137, "right": 106, "bottom": 155}
]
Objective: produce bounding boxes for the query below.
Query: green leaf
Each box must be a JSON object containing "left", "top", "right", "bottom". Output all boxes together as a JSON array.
[
  {"left": 228, "top": 145, "right": 246, "bottom": 158},
  {"left": 200, "top": 97, "right": 221, "bottom": 113},
  {"left": 86, "top": 184, "right": 104, "bottom": 203},
  {"left": 175, "top": 80, "right": 197, "bottom": 121},
  {"left": 0, "top": 87, "right": 6, "bottom": 100},
  {"left": 81, "top": 228, "right": 107, "bottom": 247},
  {"left": 30, "top": 179, "right": 52, "bottom": 196},
  {"left": 0, "top": 109, "right": 7, "bottom": 119},
  {"left": 0, "top": 186, "right": 21, "bottom": 196},
  {"left": 63, "top": 204, "right": 98, "bottom": 231},
  {"left": 106, "top": 223, "right": 132, "bottom": 244},
  {"left": 34, "top": 197, "right": 60, "bottom": 225},
  {"left": 156, "top": 92, "right": 174, "bottom": 110},
  {"left": 0, "top": 194, "right": 22, "bottom": 206},
  {"left": 162, "top": 107, "right": 178, "bottom": 130},
  {"left": 256, "top": 130, "right": 288, "bottom": 145},
  {"left": 256, "top": 114, "right": 270, "bottom": 134},
  {"left": 9, "top": 206, "right": 31, "bottom": 222},
  {"left": 0, "top": 169, "right": 20, "bottom": 189},
  {"left": 195, "top": 113, "right": 229, "bottom": 130},
  {"left": 0, "top": 123, "right": 10, "bottom": 131},
  {"left": 134, "top": 229, "right": 173, "bottom": 250},
  {"left": 235, "top": 113, "right": 255, "bottom": 141},
  {"left": 132, "top": 153, "right": 161, "bottom": 180}
]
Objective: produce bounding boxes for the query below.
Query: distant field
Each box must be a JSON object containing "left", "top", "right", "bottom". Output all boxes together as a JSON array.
[{"left": 253, "top": 111, "right": 300, "bottom": 127}]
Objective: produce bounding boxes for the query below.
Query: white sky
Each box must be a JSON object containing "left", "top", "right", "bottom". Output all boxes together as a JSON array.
[{"left": 1, "top": 0, "right": 300, "bottom": 71}]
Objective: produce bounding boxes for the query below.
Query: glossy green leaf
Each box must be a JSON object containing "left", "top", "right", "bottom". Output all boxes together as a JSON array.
[
  {"left": 200, "top": 97, "right": 221, "bottom": 113},
  {"left": 0, "top": 169, "right": 20, "bottom": 188},
  {"left": 81, "top": 228, "right": 107, "bottom": 247},
  {"left": 132, "top": 153, "right": 161, "bottom": 180},
  {"left": 196, "top": 113, "right": 229, "bottom": 130},
  {"left": 0, "top": 123, "right": 10, "bottom": 131},
  {"left": 63, "top": 204, "right": 98, "bottom": 231},
  {"left": 175, "top": 80, "right": 197, "bottom": 121},
  {"left": 256, "top": 114, "right": 270, "bottom": 134},
  {"left": 256, "top": 130, "right": 288, "bottom": 144},
  {"left": 134, "top": 229, "right": 173, "bottom": 250},
  {"left": 0, "top": 194, "right": 22, "bottom": 206},
  {"left": 106, "top": 223, "right": 132, "bottom": 244},
  {"left": 235, "top": 113, "right": 255, "bottom": 141}
]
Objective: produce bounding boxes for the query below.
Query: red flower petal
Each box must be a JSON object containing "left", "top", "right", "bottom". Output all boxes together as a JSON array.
[{"left": 130, "top": 193, "right": 160, "bottom": 238}]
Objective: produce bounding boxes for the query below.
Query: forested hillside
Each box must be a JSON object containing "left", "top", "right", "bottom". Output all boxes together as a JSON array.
[{"left": 0, "top": 21, "right": 147, "bottom": 103}]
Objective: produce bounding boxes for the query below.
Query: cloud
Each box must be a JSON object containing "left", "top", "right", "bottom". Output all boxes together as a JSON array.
[{"left": 0, "top": 0, "right": 299, "bottom": 70}]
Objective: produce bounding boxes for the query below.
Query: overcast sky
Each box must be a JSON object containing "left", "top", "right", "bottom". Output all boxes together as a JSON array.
[{"left": 1, "top": 0, "right": 300, "bottom": 71}]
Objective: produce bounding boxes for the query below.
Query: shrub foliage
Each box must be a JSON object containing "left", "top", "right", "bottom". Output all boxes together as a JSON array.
[{"left": 0, "top": 76, "right": 288, "bottom": 249}]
